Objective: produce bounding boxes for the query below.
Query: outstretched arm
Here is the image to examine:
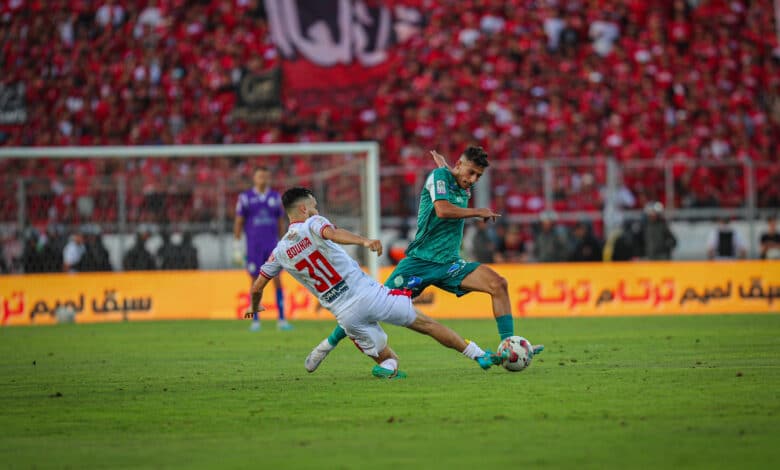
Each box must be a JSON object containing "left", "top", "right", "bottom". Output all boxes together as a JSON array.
[
  {"left": 250, "top": 274, "right": 271, "bottom": 313},
  {"left": 433, "top": 200, "right": 501, "bottom": 222},
  {"left": 430, "top": 150, "right": 451, "bottom": 170},
  {"left": 321, "top": 226, "right": 383, "bottom": 257}
]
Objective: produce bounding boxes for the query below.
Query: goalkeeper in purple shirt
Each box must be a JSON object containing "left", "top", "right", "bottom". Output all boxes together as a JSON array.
[{"left": 234, "top": 167, "right": 292, "bottom": 331}]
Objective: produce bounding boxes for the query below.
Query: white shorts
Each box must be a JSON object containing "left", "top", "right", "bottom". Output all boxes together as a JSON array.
[{"left": 336, "top": 287, "right": 417, "bottom": 357}]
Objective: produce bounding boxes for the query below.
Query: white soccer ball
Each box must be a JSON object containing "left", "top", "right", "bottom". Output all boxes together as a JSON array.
[{"left": 497, "top": 336, "right": 533, "bottom": 372}]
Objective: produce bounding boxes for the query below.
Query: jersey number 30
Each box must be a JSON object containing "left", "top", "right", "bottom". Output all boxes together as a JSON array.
[{"left": 294, "top": 251, "right": 343, "bottom": 293}]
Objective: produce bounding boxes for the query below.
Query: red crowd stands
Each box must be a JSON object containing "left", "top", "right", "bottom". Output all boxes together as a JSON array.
[{"left": 1, "top": 0, "right": 779, "bottom": 222}]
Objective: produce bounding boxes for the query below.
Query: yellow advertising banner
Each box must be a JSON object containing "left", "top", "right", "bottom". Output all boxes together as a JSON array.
[
  {"left": 412, "top": 261, "right": 779, "bottom": 319},
  {"left": 1, "top": 271, "right": 255, "bottom": 326},
  {"left": 1, "top": 261, "right": 778, "bottom": 326}
]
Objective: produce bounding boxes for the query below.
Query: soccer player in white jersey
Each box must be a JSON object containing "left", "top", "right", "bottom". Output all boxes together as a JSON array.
[{"left": 249, "top": 187, "right": 506, "bottom": 379}]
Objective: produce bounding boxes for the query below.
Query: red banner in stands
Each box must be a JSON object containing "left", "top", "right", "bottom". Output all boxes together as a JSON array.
[{"left": 265, "top": 0, "right": 420, "bottom": 111}]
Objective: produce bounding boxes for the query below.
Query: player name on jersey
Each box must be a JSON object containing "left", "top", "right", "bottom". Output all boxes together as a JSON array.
[{"left": 286, "top": 237, "right": 312, "bottom": 259}]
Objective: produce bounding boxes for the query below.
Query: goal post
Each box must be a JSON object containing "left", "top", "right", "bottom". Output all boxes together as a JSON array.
[{"left": 0, "top": 142, "right": 381, "bottom": 279}]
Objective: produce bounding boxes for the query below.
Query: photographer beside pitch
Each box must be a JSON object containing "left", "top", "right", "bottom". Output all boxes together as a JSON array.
[
  {"left": 249, "top": 187, "right": 507, "bottom": 379},
  {"left": 305, "top": 146, "right": 543, "bottom": 372}
]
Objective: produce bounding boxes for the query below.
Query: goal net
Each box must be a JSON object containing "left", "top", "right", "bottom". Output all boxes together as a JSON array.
[{"left": 0, "top": 143, "right": 380, "bottom": 278}]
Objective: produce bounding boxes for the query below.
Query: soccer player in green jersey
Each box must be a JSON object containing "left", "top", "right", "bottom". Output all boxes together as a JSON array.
[{"left": 304, "top": 145, "right": 543, "bottom": 373}]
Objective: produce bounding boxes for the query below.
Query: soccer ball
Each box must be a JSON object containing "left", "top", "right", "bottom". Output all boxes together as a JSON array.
[{"left": 497, "top": 336, "right": 533, "bottom": 372}]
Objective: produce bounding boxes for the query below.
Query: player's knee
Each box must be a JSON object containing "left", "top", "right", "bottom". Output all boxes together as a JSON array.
[
  {"left": 488, "top": 274, "right": 508, "bottom": 296},
  {"left": 409, "top": 312, "right": 436, "bottom": 334}
]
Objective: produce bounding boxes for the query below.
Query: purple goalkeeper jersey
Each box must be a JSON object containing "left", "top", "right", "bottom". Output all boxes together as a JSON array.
[{"left": 236, "top": 188, "right": 283, "bottom": 275}]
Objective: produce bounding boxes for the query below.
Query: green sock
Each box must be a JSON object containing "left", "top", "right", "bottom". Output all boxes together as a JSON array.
[
  {"left": 327, "top": 325, "right": 347, "bottom": 346},
  {"left": 496, "top": 314, "right": 514, "bottom": 340}
]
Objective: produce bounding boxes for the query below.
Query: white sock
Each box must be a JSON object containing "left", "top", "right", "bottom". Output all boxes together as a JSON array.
[
  {"left": 319, "top": 338, "right": 335, "bottom": 351},
  {"left": 379, "top": 358, "right": 398, "bottom": 371},
  {"left": 462, "top": 341, "right": 486, "bottom": 360}
]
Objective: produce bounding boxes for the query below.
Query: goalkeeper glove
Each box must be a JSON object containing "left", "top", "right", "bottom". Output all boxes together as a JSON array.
[{"left": 233, "top": 239, "right": 246, "bottom": 267}]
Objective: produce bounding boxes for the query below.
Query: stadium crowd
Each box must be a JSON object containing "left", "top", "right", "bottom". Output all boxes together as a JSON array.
[
  {"left": 1, "top": 0, "right": 780, "bottom": 272},
  {"left": 4, "top": 204, "right": 777, "bottom": 274},
  {"left": 2, "top": 223, "right": 199, "bottom": 273}
]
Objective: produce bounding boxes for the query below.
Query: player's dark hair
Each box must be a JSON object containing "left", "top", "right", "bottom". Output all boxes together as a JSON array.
[
  {"left": 462, "top": 146, "right": 489, "bottom": 168},
  {"left": 255, "top": 166, "right": 269, "bottom": 173},
  {"left": 282, "top": 187, "right": 314, "bottom": 211}
]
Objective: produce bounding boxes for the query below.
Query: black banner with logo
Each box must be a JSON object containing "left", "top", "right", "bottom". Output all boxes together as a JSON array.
[
  {"left": 0, "top": 82, "right": 27, "bottom": 124},
  {"left": 233, "top": 68, "right": 283, "bottom": 123}
]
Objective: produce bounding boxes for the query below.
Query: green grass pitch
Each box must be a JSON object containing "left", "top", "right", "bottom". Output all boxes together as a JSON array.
[{"left": 2, "top": 315, "right": 779, "bottom": 469}]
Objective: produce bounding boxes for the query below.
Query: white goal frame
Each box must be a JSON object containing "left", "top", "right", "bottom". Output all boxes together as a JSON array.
[{"left": 0, "top": 142, "right": 381, "bottom": 279}]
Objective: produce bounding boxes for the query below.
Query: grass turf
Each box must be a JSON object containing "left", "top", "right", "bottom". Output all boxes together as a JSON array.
[{"left": 1, "top": 315, "right": 779, "bottom": 469}]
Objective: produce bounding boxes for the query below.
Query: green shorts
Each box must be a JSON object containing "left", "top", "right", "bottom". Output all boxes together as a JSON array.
[{"left": 383, "top": 256, "right": 480, "bottom": 298}]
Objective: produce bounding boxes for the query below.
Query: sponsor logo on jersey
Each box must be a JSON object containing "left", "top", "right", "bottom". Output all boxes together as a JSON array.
[
  {"left": 321, "top": 280, "right": 349, "bottom": 303},
  {"left": 436, "top": 180, "right": 446, "bottom": 195},
  {"left": 406, "top": 276, "right": 422, "bottom": 289},
  {"left": 286, "top": 237, "right": 312, "bottom": 259},
  {"left": 447, "top": 260, "right": 466, "bottom": 275},
  {"left": 393, "top": 275, "right": 405, "bottom": 287}
]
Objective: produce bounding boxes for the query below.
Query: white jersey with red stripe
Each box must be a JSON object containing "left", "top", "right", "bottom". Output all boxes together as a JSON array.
[{"left": 259, "top": 215, "right": 382, "bottom": 317}]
